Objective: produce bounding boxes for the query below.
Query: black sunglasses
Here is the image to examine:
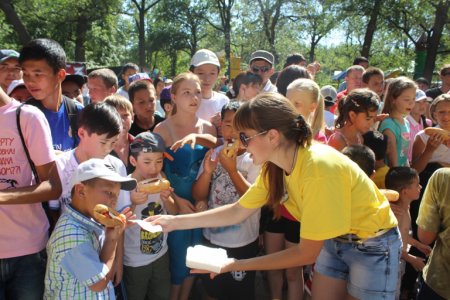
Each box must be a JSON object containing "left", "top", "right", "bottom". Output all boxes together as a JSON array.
[
  {"left": 239, "top": 131, "right": 268, "bottom": 147},
  {"left": 251, "top": 66, "right": 271, "bottom": 73}
]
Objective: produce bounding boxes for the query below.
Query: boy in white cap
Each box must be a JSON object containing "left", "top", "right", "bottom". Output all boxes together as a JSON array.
[
  {"left": 190, "top": 49, "right": 229, "bottom": 124},
  {"left": 248, "top": 50, "right": 277, "bottom": 93},
  {"left": 6, "top": 79, "right": 31, "bottom": 102},
  {"left": 44, "top": 158, "right": 136, "bottom": 299}
]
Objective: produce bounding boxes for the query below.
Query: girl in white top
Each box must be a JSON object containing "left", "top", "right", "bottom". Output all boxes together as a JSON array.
[{"left": 412, "top": 94, "right": 450, "bottom": 173}]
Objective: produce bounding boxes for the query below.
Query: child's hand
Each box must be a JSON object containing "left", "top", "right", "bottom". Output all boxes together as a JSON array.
[
  {"left": 219, "top": 149, "right": 237, "bottom": 174},
  {"left": 425, "top": 133, "right": 444, "bottom": 152},
  {"left": 415, "top": 241, "right": 432, "bottom": 256},
  {"left": 204, "top": 149, "right": 219, "bottom": 174},
  {"left": 408, "top": 255, "right": 426, "bottom": 271},
  {"left": 210, "top": 112, "right": 222, "bottom": 136},
  {"left": 195, "top": 201, "right": 208, "bottom": 212},
  {"left": 160, "top": 187, "right": 174, "bottom": 203},
  {"left": 176, "top": 197, "right": 196, "bottom": 214},
  {"left": 130, "top": 189, "right": 148, "bottom": 206},
  {"left": 171, "top": 133, "right": 198, "bottom": 152},
  {"left": 375, "top": 113, "right": 389, "bottom": 123}
]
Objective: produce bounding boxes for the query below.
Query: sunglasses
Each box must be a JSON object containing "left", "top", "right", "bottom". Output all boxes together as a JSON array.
[
  {"left": 239, "top": 131, "right": 268, "bottom": 147},
  {"left": 442, "top": 71, "right": 450, "bottom": 76},
  {"left": 251, "top": 66, "right": 271, "bottom": 73}
]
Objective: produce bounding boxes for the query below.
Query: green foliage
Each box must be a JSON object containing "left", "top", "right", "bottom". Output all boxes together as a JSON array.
[{"left": 0, "top": 0, "right": 448, "bottom": 81}]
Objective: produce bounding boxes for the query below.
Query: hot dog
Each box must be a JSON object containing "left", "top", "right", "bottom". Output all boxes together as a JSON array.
[
  {"left": 138, "top": 178, "right": 171, "bottom": 194},
  {"left": 93, "top": 204, "right": 126, "bottom": 227},
  {"left": 379, "top": 189, "right": 400, "bottom": 202},
  {"left": 424, "top": 127, "right": 450, "bottom": 142},
  {"left": 222, "top": 139, "right": 239, "bottom": 158}
]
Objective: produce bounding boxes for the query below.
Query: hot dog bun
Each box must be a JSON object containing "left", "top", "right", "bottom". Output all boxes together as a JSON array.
[
  {"left": 93, "top": 204, "right": 126, "bottom": 227},
  {"left": 222, "top": 139, "right": 239, "bottom": 158},
  {"left": 424, "top": 127, "right": 450, "bottom": 142},
  {"left": 379, "top": 189, "right": 400, "bottom": 202},
  {"left": 138, "top": 178, "right": 171, "bottom": 194}
]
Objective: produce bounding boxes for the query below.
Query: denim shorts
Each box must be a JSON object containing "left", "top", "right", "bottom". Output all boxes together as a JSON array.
[{"left": 315, "top": 227, "right": 402, "bottom": 300}]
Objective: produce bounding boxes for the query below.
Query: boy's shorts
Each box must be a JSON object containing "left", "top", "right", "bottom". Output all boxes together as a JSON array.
[
  {"left": 123, "top": 252, "right": 170, "bottom": 300},
  {"left": 315, "top": 227, "right": 402, "bottom": 300}
]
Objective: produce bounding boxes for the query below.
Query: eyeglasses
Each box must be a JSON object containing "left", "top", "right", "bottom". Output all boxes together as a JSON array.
[
  {"left": 239, "top": 131, "right": 268, "bottom": 147},
  {"left": 251, "top": 66, "right": 271, "bottom": 73},
  {"left": 442, "top": 71, "right": 450, "bottom": 77},
  {"left": 0, "top": 65, "right": 21, "bottom": 74}
]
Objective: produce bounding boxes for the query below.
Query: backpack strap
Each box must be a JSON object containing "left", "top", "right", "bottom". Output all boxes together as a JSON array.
[
  {"left": 63, "top": 96, "right": 79, "bottom": 148},
  {"left": 16, "top": 103, "right": 40, "bottom": 184}
]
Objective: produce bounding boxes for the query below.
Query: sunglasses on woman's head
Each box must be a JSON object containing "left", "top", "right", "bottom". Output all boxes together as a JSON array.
[{"left": 239, "top": 131, "right": 268, "bottom": 147}]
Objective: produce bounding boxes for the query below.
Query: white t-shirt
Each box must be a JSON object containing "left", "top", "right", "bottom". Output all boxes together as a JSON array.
[
  {"left": 49, "top": 150, "right": 130, "bottom": 211},
  {"left": 116, "top": 87, "right": 129, "bottom": 100},
  {"left": 196, "top": 92, "right": 229, "bottom": 121},
  {"left": 197, "top": 147, "right": 261, "bottom": 248},
  {"left": 416, "top": 127, "right": 450, "bottom": 165},
  {"left": 118, "top": 174, "right": 168, "bottom": 267},
  {"left": 324, "top": 110, "right": 337, "bottom": 128},
  {"left": 263, "top": 80, "right": 277, "bottom": 93}
]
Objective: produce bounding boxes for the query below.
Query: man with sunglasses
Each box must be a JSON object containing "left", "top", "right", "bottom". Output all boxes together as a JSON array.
[
  {"left": 426, "top": 64, "right": 450, "bottom": 101},
  {"left": 249, "top": 50, "right": 277, "bottom": 93}
]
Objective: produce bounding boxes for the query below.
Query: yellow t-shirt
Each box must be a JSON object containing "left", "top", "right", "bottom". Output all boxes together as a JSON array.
[
  {"left": 373, "top": 165, "right": 390, "bottom": 189},
  {"left": 417, "top": 168, "right": 450, "bottom": 299},
  {"left": 239, "top": 144, "right": 397, "bottom": 240}
]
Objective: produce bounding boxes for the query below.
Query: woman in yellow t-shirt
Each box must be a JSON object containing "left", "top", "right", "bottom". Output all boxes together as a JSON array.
[{"left": 149, "top": 93, "right": 401, "bottom": 300}]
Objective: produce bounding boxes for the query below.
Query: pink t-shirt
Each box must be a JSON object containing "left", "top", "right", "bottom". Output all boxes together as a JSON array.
[
  {"left": 0, "top": 100, "right": 55, "bottom": 258},
  {"left": 406, "top": 115, "right": 432, "bottom": 161}
]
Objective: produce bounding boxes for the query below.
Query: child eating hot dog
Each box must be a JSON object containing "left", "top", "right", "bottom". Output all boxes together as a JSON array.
[
  {"left": 44, "top": 159, "right": 136, "bottom": 299},
  {"left": 118, "top": 132, "right": 177, "bottom": 300}
]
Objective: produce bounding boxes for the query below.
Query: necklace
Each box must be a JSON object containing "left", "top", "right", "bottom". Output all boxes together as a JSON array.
[{"left": 281, "top": 144, "right": 299, "bottom": 204}]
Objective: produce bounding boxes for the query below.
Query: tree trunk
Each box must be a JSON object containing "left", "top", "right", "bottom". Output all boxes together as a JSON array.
[
  {"left": 170, "top": 50, "right": 177, "bottom": 77},
  {"left": 224, "top": 23, "right": 231, "bottom": 76},
  {"left": 0, "top": 0, "right": 31, "bottom": 45},
  {"left": 423, "top": 0, "right": 449, "bottom": 82},
  {"left": 74, "top": 16, "right": 88, "bottom": 62},
  {"left": 361, "top": 0, "right": 383, "bottom": 58},
  {"left": 138, "top": 1, "right": 146, "bottom": 69}
]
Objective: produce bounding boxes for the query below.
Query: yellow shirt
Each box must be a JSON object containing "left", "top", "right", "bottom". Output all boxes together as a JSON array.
[
  {"left": 417, "top": 168, "right": 450, "bottom": 299},
  {"left": 373, "top": 165, "right": 390, "bottom": 189},
  {"left": 239, "top": 144, "right": 397, "bottom": 240}
]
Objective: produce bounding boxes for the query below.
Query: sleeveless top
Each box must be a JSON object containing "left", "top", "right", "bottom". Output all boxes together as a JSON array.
[{"left": 163, "top": 144, "right": 208, "bottom": 203}]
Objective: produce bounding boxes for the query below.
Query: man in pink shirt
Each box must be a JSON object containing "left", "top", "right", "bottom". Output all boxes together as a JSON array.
[{"left": 0, "top": 86, "right": 61, "bottom": 299}]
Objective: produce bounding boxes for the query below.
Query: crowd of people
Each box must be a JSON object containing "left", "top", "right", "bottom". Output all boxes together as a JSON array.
[{"left": 0, "top": 38, "right": 449, "bottom": 300}]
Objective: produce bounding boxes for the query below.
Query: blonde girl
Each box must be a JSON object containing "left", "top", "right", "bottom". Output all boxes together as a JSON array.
[
  {"left": 328, "top": 89, "right": 380, "bottom": 151},
  {"left": 154, "top": 72, "right": 216, "bottom": 300},
  {"left": 379, "top": 77, "right": 417, "bottom": 166},
  {"left": 412, "top": 94, "right": 450, "bottom": 173},
  {"left": 286, "top": 78, "right": 326, "bottom": 143}
]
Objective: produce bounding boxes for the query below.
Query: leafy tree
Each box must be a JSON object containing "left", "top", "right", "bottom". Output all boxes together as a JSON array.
[{"left": 123, "top": 0, "right": 161, "bottom": 68}]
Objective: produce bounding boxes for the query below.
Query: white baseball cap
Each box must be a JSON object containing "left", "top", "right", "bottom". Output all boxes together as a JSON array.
[
  {"left": 321, "top": 85, "right": 338, "bottom": 106},
  {"left": 190, "top": 49, "right": 220, "bottom": 68},
  {"left": 7, "top": 79, "right": 26, "bottom": 96},
  {"left": 415, "top": 90, "right": 427, "bottom": 102},
  {"left": 70, "top": 158, "right": 137, "bottom": 191}
]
